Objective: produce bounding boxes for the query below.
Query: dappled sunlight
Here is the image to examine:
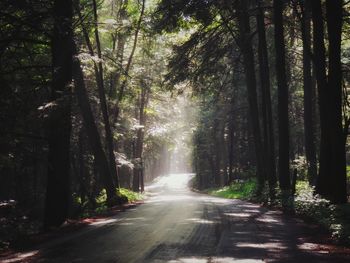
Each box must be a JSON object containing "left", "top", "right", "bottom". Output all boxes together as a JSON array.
[
  {"left": 89, "top": 218, "right": 118, "bottom": 226},
  {"left": 210, "top": 258, "right": 265, "bottom": 263},
  {"left": 236, "top": 242, "right": 287, "bottom": 250},
  {"left": 167, "top": 257, "right": 265, "bottom": 263},
  {"left": 1, "top": 251, "right": 39, "bottom": 263},
  {"left": 224, "top": 212, "right": 252, "bottom": 218},
  {"left": 186, "top": 218, "right": 217, "bottom": 224},
  {"left": 255, "top": 217, "right": 279, "bottom": 223},
  {"left": 203, "top": 197, "right": 233, "bottom": 205},
  {"left": 168, "top": 257, "right": 207, "bottom": 263}
]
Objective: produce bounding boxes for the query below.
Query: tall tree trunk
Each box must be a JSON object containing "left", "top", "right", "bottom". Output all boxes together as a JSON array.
[
  {"left": 92, "top": 0, "right": 119, "bottom": 188},
  {"left": 273, "top": 0, "right": 291, "bottom": 195},
  {"left": 44, "top": 0, "right": 72, "bottom": 229},
  {"left": 309, "top": 0, "right": 333, "bottom": 199},
  {"left": 113, "top": 0, "right": 145, "bottom": 126},
  {"left": 299, "top": 0, "right": 317, "bottom": 185},
  {"left": 109, "top": 0, "right": 128, "bottom": 99},
  {"left": 236, "top": 0, "right": 266, "bottom": 189},
  {"left": 221, "top": 120, "right": 229, "bottom": 185},
  {"left": 133, "top": 82, "right": 149, "bottom": 192},
  {"left": 228, "top": 109, "right": 235, "bottom": 184},
  {"left": 72, "top": 43, "right": 117, "bottom": 206},
  {"left": 324, "top": 0, "right": 347, "bottom": 203},
  {"left": 256, "top": 0, "right": 277, "bottom": 198}
]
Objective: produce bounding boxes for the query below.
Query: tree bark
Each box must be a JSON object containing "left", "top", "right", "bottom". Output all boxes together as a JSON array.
[
  {"left": 256, "top": 0, "right": 277, "bottom": 198},
  {"left": 236, "top": 0, "right": 266, "bottom": 188},
  {"left": 72, "top": 43, "right": 117, "bottom": 205},
  {"left": 92, "top": 0, "right": 119, "bottom": 188},
  {"left": 299, "top": 0, "right": 317, "bottom": 185},
  {"left": 228, "top": 110, "right": 235, "bottom": 184},
  {"left": 113, "top": 0, "right": 145, "bottom": 126},
  {"left": 109, "top": 0, "right": 128, "bottom": 99},
  {"left": 324, "top": 0, "right": 347, "bottom": 203},
  {"left": 273, "top": 0, "right": 291, "bottom": 193},
  {"left": 309, "top": 0, "right": 332, "bottom": 199},
  {"left": 133, "top": 81, "right": 149, "bottom": 192},
  {"left": 44, "top": 0, "right": 72, "bottom": 229}
]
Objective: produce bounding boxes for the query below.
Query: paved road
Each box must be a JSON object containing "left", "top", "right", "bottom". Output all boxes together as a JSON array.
[{"left": 29, "top": 174, "right": 348, "bottom": 262}]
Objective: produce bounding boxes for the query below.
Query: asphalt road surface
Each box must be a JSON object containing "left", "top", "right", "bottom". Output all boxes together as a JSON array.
[{"left": 19, "top": 174, "right": 349, "bottom": 262}]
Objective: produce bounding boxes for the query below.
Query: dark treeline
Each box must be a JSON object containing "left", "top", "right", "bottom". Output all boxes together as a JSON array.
[
  {"left": 154, "top": 0, "right": 350, "bottom": 206},
  {"left": 0, "top": 0, "right": 180, "bottom": 241}
]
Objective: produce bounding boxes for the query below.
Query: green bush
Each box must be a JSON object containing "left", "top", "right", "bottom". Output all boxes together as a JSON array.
[
  {"left": 118, "top": 188, "right": 143, "bottom": 203},
  {"left": 294, "top": 181, "right": 350, "bottom": 245}
]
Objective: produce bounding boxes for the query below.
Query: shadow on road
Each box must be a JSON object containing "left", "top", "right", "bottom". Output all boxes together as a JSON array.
[{"left": 5, "top": 174, "right": 349, "bottom": 263}]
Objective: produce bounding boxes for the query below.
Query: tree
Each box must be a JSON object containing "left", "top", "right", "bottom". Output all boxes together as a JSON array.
[
  {"left": 314, "top": 0, "right": 347, "bottom": 203},
  {"left": 237, "top": 0, "right": 266, "bottom": 190},
  {"left": 273, "top": 0, "right": 292, "bottom": 203},
  {"left": 256, "top": 0, "right": 277, "bottom": 197},
  {"left": 297, "top": 0, "right": 317, "bottom": 184},
  {"left": 44, "top": 0, "right": 73, "bottom": 228},
  {"left": 72, "top": 42, "right": 118, "bottom": 206}
]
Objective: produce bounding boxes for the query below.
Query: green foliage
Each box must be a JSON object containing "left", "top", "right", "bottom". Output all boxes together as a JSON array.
[
  {"left": 347, "top": 165, "right": 350, "bottom": 178},
  {"left": 78, "top": 188, "right": 144, "bottom": 217},
  {"left": 294, "top": 181, "right": 350, "bottom": 245},
  {"left": 208, "top": 179, "right": 258, "bottom": 200},
  {"left": 118, "top": 188, "right": 143, "bottom": 202},
  {"left": 291, "top": 156, "right": 308, "bottom": 180},
  {"left": 207, "top": 180, "right": 350, "bottom": 245},
  {"left": 96, "top": 188, "right": 143, "bottom": 205}
]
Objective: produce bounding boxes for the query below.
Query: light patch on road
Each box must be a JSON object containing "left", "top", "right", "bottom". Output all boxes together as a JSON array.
[
  {"left": 89, "top": 218, "right": 118, "bottom": 226},
  {"left": 167, "top": 257, "right": 265, "bottom": 263},
  {"left": 146, "top": 173, "right": 195, "bottom": 191},
  {"left": 211, "top": 258, "right": 265, "bottom": 263},
  {"left": 146, "top": 194, "right": 196, "bottom": 203},
  {"left": 255, "top": 217, "right": 279, "bottom": 223},
  {"left": 1, "top": 251, "right": 39, "bottom": 263},
  {"left": 168, "top": 257, "right": 207, "bottom": 262},
  {"left": 224, "top": 212, "right": 252, "bottom": 218},
  {"left": 186, "top": 217, "right": 217, "bottom": 224},
  {"left": 297, "top": 242, "right": 329, "bottom": 254},
  {"left": 236, "top": 242, "right": 287, "bottom": 250}
]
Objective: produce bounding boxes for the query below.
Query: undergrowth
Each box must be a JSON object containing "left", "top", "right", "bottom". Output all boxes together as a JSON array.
[
  {"left": 76, "top": 188, "right": 143, "bottom": 218},
  {"left": 208, "top": 179, "right": 257, "bottom": 200}
]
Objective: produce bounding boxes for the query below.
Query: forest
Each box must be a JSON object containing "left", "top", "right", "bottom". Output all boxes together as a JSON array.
[{"left": 1, "top": 0, "right": 350, "bottom": 262}]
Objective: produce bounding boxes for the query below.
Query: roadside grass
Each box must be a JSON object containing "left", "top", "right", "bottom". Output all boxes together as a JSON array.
[
  {"left": 206, "top": 179, "right": 350, "bottom": 246},
  {"left": 207, "top": 179, "right": 257, "bottom": 200}
]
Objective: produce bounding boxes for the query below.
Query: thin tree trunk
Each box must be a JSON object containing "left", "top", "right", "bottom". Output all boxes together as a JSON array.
[
  {"left": 72, "top": 43, "right": 117, "bottom": 206},
  {"left": 133, "top": 82, "right": 149, "bottom": 192},
  {"left": 299, "top": 0, "right": 317, "bottom": 184},
  {"left": 44, "top": 0, "right": 72, "bottom": 229},
  {"left": 273, "top": 0, "right": 291, "bottom": 194},
  {"left": 237, "top": 0, "right": 266, "bottom": 189},
  {"left": 309, "top": 0, "right": 332, "bottom": 198},
  {"left": 228, "top": 111, "right": 235, "bottom": 184},
  {"left": 92, "top": 0, "right": 119, "bottom": 188},
  {"left": 256, "top": 0, "right": 277, "bottom": 198},
  {"left": 113, "top": 0, "right": 145, "bottom": 125},
  {"left": 78, "top": 130, "right": 87, "bottom": 206},
  {"left": 109, "top": 0, "right": 128, "bottom": 98}
]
